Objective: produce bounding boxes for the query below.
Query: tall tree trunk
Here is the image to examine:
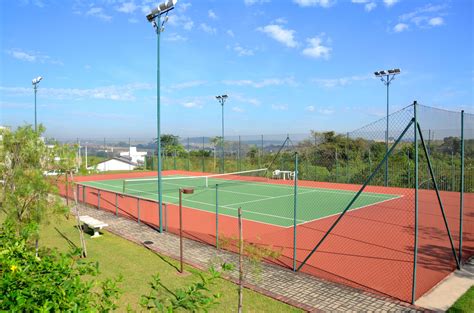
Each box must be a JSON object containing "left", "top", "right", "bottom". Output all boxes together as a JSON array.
[{"left": 70, "top": 171, "right": 87, "bottom": 258}]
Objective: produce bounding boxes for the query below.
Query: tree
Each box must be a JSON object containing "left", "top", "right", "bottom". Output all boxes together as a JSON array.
[
  {"left": 0, "top": 125, "right": 65, "bottom": 244},
  {"left": 154, "top": 134, "right": 186, "bottom": 156}
]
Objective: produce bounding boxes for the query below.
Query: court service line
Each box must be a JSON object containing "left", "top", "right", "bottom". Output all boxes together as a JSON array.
[{"left": 86, "top": 181, "right": 300, "bottom": 223}]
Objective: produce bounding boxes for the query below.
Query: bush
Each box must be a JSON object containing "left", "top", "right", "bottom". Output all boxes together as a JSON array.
[{"left": 0, "top": 224, "right": 121, "bottom": 312}]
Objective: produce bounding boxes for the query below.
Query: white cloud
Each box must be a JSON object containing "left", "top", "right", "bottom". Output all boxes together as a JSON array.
[
  {"left": 6, "top": 49, "right": 36, "bottom": 62},
  {"left": 0, "top": 83, "right": 153, "bottom": 102},
  {"left": 178, "top": 2, "right": 192, "bottom": 12},
  {"left": 117, "top": 2, "right": 137, "bottom": 14},
  {"left": 302, "top": 36, "right": 332, "bottom": 59},
  {"left": 257, "top": 24, "right": 298, "bottom": 48},
  {"left": 183, "top": 102, "right": 202, "bottom": 109},
  {"left": 244, "top": 0, "right": 270, "bottom": 5},
  {"left": 383, "top": 0, "right": 399, "bottom": 7},
  {"left": 168, "top": 15, "right": 194, "bottom": 31},
  {"left": 223, "top": 77, "right": 296, "bottom": 88},
  {"left": 6, "top": 48, "right": 62, "bottom": 65},
  {"left": 208, "top": 9, "right": 217, "bottom": 19},
  {"left": 200, "top": 23, "right": 217, "bottom": 34},
  {"left": 128, "top": 18, "right": 138, "bottom": 23},
  {"left": 234, "top": 44, "right": 254, "bottom": 56},
  {"left": 164, "top": 33, "right": 187, "bottom": 41},
  {"left": 226, "top": 30, "right": 235, "bottom": 37},
  {"left": 271, "top": 104, "right": 288, "bottom": 111},
  {"left": 293, "top": 0, "right": 335, "bottom": 8},
  {"left": 393, "top": 23, "right": 409, "bottom": 32},
  {"left": 86, "top": 7, "right": 112, "bottom": 21},
  {"left": 305, "top": 105, "right": 315, "bottom": 112},
  {"left": 311, "top": 74, "right": 370, "bottom": 88},
  {"left": 351, "top": 0, "right": 376, "bottom": 12},
  {"left": 428, "top": 17, "right": 444, "bottom": 26},
  {"left": 232, "top": 106, "right": 245, "bottom": 113},
  {"left": 395, "top": 4, "right": 447, "bottom": 31},
  {"left": 169, "top": 80, "right": 207, "bottom": 90},
  {"left": 232, "top": 94, "right": 261, "bottom": 106}
]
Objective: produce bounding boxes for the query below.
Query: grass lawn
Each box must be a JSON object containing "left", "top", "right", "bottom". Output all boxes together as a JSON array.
[
  {"left": 447, "top": 286, "right": 474, "bottom": 313},
  {"left": 39, "top": 214, "right": 302, "bottom": 312}
]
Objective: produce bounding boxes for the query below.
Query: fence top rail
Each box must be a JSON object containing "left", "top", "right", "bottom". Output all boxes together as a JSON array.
[{"left": 76, "top": 182, "right": 163, "bottom": 204}]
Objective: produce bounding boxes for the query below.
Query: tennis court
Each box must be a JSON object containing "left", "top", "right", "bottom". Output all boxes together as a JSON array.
[{"left": 79, "top": 171, "right": 401, "bottom": 228}]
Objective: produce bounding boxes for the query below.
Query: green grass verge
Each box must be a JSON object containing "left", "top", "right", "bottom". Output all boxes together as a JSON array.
[
  {"left": 447, "top": 286, "right": 474, "bottom": 313},
  {"left": 39, "top": 214, "right": 302, "bottom": 312}
]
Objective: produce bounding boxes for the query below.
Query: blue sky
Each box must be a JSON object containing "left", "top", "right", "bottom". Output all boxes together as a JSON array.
[{"left": 0, "top": 0, "right": 472, "bottom": 139}]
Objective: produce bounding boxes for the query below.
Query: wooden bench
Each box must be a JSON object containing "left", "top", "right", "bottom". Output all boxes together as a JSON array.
[{"left": 79, "top": 215, "right": 108, "bottom": 238}]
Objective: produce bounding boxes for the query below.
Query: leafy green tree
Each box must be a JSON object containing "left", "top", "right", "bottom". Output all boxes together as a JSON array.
[
  {"left": 0, "top": 224, "right": 121, "bottom": 311},
  {"left": 0, "top": 125, "right": 65, "bottom": 244}
]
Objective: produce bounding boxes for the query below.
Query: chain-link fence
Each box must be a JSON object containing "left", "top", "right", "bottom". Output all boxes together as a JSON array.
[{"left": 58, "top": 103, "right": 472, "bottom": 304}]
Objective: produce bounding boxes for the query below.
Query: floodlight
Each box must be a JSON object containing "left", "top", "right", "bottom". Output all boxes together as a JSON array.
[
  {"left": 394, "top": 68, "right": 401, "bottom": 73},
  {"left": 222, "top": 95, "right": 228, "bottom": 99},
  {"left": 388, "top": 69, "right": 395, "bottom": 74},
  {"left": 146, "top": 0, "right": 177, "bottom": 22},
  {"left": 374, "top": 71, "right": 380, "bottom": 76},
  {"left": 379, "top": 70, "right": 386, "bottom": 75},
  {"left": 32, "top": 76, "right": 43, "bottom": 85}
]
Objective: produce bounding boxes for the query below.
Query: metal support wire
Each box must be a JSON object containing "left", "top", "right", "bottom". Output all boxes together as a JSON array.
[
  {"left": 416, "top": 122, "right": 460, "bottom": 269},
  {"left": 459, "top": 110, "right": 465, "bottom": 264},
  {"left": 296, "top": 118, "right": 415, "bottom": 272}
]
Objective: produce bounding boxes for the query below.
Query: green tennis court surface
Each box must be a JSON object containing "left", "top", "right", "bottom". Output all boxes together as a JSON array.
[{"left": 80, "top": 176, "right": 400, "bottom": 227}]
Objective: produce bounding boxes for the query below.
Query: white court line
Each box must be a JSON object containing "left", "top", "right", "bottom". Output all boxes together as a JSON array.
[
  {"left": 83, "top": 180, "right": 401, "bottom": 227},
  {"left": 283, "top": 194, "right": 404, "bottom": 229},
  {"left": 87, "top": 180, "right": 298, "bottom": 223}
]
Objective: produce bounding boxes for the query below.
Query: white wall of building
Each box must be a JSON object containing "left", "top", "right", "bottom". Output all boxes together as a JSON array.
[
  {"left": 120, "top": 147, "right": 147, "bottom": 164},
  {"left": 92, "top": 159, "right": 136, "bottom": 172}
]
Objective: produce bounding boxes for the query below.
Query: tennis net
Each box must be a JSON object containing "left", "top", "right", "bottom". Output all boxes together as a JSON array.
[{"left": 122, "top": 168, "right": 268, "bottom": 195}]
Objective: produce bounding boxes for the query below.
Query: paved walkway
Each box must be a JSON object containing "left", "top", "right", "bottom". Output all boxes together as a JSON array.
[
  {"left": 76, "top": 204, "right": 422, "bottom": 312},
  {"left": 416, "top": 258, "right": 473, "bottom": 311}
]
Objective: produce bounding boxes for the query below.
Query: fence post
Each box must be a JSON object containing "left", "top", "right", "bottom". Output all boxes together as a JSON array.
[
  {"left": 97, "top": 189, "right": 101, "bottom": 210},
  {"left": 335, "top": 148, "right": 338, "bottom": 182},
  {"left": 412, "top": 101, "right": 419, "bottom": 305},
  {"left": 164, "top": 203, "right": 168, "bottom": 232},
  {"left": 459, "top": 110, "right": 465, "bottom": 264},
  {"left": 238, "top": 135, "right": 241, "bottom": 172},
  {"left": 173, "top": 150, "right": 177, "bottom": 170},
  {"left": 76, "top": 184, "right": 80, "bottom": 204},
  {"left": 83, "top": 186, "right": 86, "bottom": 205},
  {"left": 137, "top": 198, "right": 140, "bottom": 224},
  {"left": 215, "top": 184, "right": 219, "bottom": 249},
  {"left": 346, "top": 132, "right": 349, "bottom": 183},
  {"left": 293, "top": 152, "right": 298, "bottom": 271},
  {"left": 115, "top": 193, "right": 118, "bottom": 216}
]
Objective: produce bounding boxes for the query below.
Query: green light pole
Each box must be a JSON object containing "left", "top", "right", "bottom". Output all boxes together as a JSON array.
[
  {"left": 32, "top": 76, "right": 43, "bottom": 132},
  {"left": 146, "top": 0, "right": 177, "bottom": 233},
  {"left": 374, "top": 68, "right": 401, "bottom": 187},
  {"left": 216, "top": 95, "right": 228, "bottom": 173}
]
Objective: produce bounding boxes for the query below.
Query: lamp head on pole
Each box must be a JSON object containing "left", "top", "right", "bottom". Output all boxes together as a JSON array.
[
  {"left": 32, "top": 76, "right": 43, "bottom": 85},
  {"left": 146, "top": 0, "right": 177, "bottom": 22}
]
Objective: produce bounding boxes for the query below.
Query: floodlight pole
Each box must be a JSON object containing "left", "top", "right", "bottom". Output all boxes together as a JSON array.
[
  {"left": 147, "top": 0, "right": 176, "bottom": 233},
  {"left": 216, "top": 95, "right": 228, "bottom": 173},
  {"left": 375, "top": 69, "right": 400, "bottom": 187},
  {"left": 32, "top": 77, "right": 43, "bottom": 132}
]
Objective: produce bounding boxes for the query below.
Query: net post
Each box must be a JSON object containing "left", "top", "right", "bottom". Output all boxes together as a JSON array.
[
  {"left": 115, "top": 193, "right": 118, "bottom": 216},
  {"left": 137, "top": 198, "right": 140, "bottom": 224},
  {"left": 215, "top": 184, "right": 219, "bottom": 249},
  {"left": 412, "top": 101, "right": 419, "bottom": 305},
  {"left": 293, "top": 152, "right": 298, "bottom": 271},
  {"left": 459, "top": 110, "right": 465, "bottom": 265}
]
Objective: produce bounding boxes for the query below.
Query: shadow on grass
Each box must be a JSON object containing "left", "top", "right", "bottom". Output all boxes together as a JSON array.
[
  {"left": 55, "top": 226, "right": 79, "bottom": 250},
  {"left": 142, "top": 243, "right": 180, "bottom": 272}
]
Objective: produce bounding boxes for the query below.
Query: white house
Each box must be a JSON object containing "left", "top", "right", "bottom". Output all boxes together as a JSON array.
[
  {"left": 120, "top": 147, "right": 147, "bottom": 164},
  {"left": 90, "top": 157, "right": 138, "bottom": 172}
]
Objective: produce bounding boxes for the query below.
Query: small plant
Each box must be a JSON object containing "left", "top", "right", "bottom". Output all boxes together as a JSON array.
[{"left": 140, "top": 263, "right": 233, "bottom": 312}]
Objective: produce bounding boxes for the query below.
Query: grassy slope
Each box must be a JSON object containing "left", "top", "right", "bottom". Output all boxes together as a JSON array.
[
  {"left": 447, "top": 286, "right": 474, "bottom": 313},
  {"left": 39, "top": 214, "right": 302, "bottom": 312}
]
